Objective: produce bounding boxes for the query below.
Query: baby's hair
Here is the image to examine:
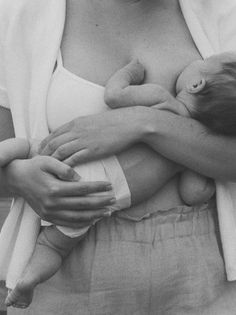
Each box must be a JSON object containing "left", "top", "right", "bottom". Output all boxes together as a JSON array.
[{"left": 191, "top": 61, "right": 236, "bottom": 135}]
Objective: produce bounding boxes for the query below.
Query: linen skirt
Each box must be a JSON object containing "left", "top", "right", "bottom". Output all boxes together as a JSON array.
[{"left": 8, "top": 201, "right": 229, "bottom": 315}]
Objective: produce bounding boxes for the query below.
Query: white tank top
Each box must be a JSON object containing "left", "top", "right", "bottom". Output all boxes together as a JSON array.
[
  {"left": 46, "top": 51, "right": 131, "bottom": 229},
  {"left": 47, "top": 51, "right": 110, "bottom": 132}
]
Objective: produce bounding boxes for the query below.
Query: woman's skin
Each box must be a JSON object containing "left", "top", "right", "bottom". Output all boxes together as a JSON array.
[
  {"left": 1, "top": 0, "right": 236, "bottom": 222},
  {"left": 0, "top": 0, "right": 197, "bottom": 221},
  {"left": 40, "top": 0, "right": 202, "bottom": 217},
  {"left": 2, "top": 0, "right": 236, "bottom": 313},
  {"left": 0, "top": 109, "right": 116, "bottom": 228},
  {"left": 3, "top": 0, "right": 235, "bottom": 221},
  {"left": 39, "top": 0, "right": 236, "bottom": 184}
]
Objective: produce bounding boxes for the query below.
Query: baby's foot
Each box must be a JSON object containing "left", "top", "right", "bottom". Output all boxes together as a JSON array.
[{"left": 5, "top": 279, "right": 35, "bottom": 309}]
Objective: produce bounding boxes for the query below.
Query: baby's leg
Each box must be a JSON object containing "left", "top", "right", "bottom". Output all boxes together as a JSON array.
[
  {"left": 5, "top": 225, "right": 83, "bottom": 309},
  {"left": 179, "top": 170, "right": 215, "bottom": 206},
  {"left": 0, "top": 138, "right": 30, "bottom": 166},
  {"left": 105, "top": 60, "right": 172, "bottom": 108}
]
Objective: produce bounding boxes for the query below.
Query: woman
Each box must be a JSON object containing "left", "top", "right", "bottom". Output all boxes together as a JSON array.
[{"left": 1, "top": 0, "right": 236, "bottom": 314}]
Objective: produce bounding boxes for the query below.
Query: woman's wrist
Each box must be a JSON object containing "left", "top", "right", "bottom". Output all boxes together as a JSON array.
[
  {"left": 108, "top": 106, "right": 152, "bottom": 145},
  {"left": 137, "top": 107, "right": 164, "bottom": 144},
  {"left": 126, "top": 106, "right": 159, "bottom": 143}
]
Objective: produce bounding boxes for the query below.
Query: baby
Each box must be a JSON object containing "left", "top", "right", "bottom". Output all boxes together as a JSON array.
[
  {"left": 104, "top": 51, "right": 236, "bottom": 205},
  {"left": 5, "top": 51, "right": 236, "bottom": 309}
]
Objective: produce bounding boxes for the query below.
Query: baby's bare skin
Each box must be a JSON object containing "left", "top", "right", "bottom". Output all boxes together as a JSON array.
[{"left": 105, "top": 60, "right": 216, "bottom": 205}]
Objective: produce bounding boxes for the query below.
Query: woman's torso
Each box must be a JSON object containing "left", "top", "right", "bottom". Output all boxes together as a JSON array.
[
  {"left": 56, "top": 0, "right": 202, "bottom": 211},
  {"left": 9, "top": 2, "right": 228, "bottom": 315}
]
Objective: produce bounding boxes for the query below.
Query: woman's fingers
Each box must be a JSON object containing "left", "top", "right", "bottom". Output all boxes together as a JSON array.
[
  {"left": 39, "top": 131, "right": 77, "bottom": 156},
  {"left": 54, "top": 195, "right": 116, "bottom": 210},
  {"left": 40, "top": 157, "right": 80, "bottom": 181},
  {"left": 63, "top": 149, "right": 90, "bottom": 167},
  {"left": 51, "top": 181, "right": 112, "bottom": 196},
  {"left": 39, "top": 124, "right": 69, "bottom": 150},
  {"left": 51, "top": 139, "right": 84, "bottom": 161},
  {"left": 53, "top": 208, "right": 111, "bottom": 223}
]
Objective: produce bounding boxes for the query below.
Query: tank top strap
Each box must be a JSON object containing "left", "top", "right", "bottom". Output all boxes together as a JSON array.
[
  {"left": 57, "top": 49, "right": 63, "bottom": 68},
  {"left": 53, "top": 49, "right": 63, "bottom": 73}
]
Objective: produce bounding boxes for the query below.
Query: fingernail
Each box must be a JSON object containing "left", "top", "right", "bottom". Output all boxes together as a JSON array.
[
  {"left": 73, "top": 173, "right": 81, "bottom": 181},
  {"left": 105, "top": 184, "right": 113, "bottom": 191},
  {"left": 68, "top": 170, "right": 80, "bottom": 181}
]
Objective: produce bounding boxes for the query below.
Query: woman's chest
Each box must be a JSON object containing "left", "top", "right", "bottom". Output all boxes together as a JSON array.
[{"left": 61, "top": 0, "right": 201, "bottom": 94}]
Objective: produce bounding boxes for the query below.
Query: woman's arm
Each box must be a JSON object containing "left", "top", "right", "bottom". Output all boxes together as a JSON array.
[
  {"left": 3, "top": 156, "right": 115, "bottom": 228},
  {"left": 39, "top": 105, "right": 183, "bottom": 206},
  {"left": 142, "top": 107, "right": 236, "bottom": 180},
  {"left": 117, "top": 143, "right": 182, "bottom": 205},
  {"left": 39, "top": 104, "right": 236, "bottom": 182},
  {"left": 0, "top": 106, "right": 116, "bottom": 227}
]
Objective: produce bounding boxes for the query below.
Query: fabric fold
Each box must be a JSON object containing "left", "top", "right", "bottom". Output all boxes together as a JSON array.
[
  {"left": 0, "top": 0, "right": 66, "bottom": 289},
  {"left": 180, "top": 0, "right": 236, "bottom": 281}
]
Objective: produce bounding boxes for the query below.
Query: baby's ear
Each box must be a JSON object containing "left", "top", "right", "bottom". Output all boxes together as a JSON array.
[{"left": 187, "top": 78, "right": 206, "bottom": 94}]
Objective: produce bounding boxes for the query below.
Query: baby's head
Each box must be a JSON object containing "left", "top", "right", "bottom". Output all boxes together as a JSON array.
[{"left": 176, "top": 52, "right": 236, "bottom": 135}]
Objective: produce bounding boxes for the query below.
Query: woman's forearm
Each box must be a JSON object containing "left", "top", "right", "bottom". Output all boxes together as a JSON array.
[
  {"left": 140, "top": 107, "right": 236, "bottom": 181},
  {"left": 117, "top": 143, "right": 182, "bottom": 205},
  {"left": 39, "top": 105, "right": 236, "bottom": 183}
]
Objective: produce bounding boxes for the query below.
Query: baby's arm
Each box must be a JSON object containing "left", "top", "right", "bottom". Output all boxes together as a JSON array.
[
  {"left": 0, "top": 138, "right": 30, "bottom": 167},
  {"left": 105, "top": 61, "right": 215, "bottom": 206},
  {"left": 105, "top": 60, "right": 174, "bottom": 108}
]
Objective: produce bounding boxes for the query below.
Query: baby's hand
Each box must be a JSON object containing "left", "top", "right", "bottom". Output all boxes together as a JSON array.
[
  {"left": 0, "top": 138, "right": 30, "bottom": 167},
  {"left": 105, "top": 60, "right": 145, "bottom": 109}
]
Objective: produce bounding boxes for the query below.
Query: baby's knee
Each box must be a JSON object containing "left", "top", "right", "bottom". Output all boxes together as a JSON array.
[{"left": 179, "top": 171, "right": 215, "bottom": 206}]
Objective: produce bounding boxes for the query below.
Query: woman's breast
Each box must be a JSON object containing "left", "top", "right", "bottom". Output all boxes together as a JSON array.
[{"left": 47, "top": 68, "right": 109, "bottom": 132}]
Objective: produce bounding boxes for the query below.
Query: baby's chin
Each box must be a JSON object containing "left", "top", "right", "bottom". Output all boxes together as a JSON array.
[
  {"left": 176, "top": 90, "right": 197, "bottom": 117},
  {"left": 175, "top": 78, "right": 185, "bottom": 95}
]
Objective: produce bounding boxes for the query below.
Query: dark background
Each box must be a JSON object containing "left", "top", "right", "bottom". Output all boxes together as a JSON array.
[{"left": 0, "top": 198, "right": 12, "bottom": 315}]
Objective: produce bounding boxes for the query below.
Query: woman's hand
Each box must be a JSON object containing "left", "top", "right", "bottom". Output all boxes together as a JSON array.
[
  {"left": 39, "top": 107, "right": 148, "bottom": 166},
  {"left": 3, "top": 156, "right": 115, "bottom": 228}
]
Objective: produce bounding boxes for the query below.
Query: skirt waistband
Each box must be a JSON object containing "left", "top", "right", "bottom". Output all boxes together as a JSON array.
[{"left": 91, "top": 200, "right": 218, "bottom": 245}]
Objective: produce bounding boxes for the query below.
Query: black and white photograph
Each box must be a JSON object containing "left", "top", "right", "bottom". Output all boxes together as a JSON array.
[{"left": 0, "top": 0, "right": 236, "bottom": 314}]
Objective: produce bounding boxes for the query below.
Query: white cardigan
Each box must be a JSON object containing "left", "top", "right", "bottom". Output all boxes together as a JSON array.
[{"left": 0, "top": 0, "right": 236, "bottom": 287}]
